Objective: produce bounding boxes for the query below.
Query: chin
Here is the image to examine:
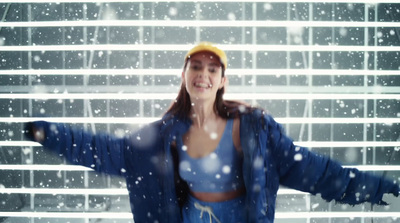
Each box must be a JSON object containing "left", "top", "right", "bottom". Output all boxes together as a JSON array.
[{"left": 190, "top": 95, "right": 213, "bottom": 102}]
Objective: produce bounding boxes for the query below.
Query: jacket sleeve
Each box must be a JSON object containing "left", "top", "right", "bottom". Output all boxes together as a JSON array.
[
  {"left": 265, "top": 115, "right": 399, "bottom": 205},
  {"left": 25, "top": 121, "right": 126, "bottom": 176}
]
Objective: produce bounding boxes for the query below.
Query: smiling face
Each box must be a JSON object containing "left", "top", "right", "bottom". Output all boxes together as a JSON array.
[{"left": 182, "top": 51, "right": 226, "bottom": 104}]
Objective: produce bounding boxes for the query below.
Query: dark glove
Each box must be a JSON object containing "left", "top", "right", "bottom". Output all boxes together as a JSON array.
[
  {"left": 24, "top": 122, "right": 35, "bottom": 141},
  {"left": 23, "top": 121, "right": 48, "bottom": 143}
]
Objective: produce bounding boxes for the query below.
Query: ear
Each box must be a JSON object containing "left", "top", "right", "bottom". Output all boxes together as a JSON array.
[
  {"left": 181, "top": 71, "right": 185, "bottom": 82},
  {"left": 219, "top": 76, "right": 227, "bottom": 89}
]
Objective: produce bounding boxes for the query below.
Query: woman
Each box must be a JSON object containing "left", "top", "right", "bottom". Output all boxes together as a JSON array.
[{"left": 25, "top": 42, "right": 399, "bottom": 223}]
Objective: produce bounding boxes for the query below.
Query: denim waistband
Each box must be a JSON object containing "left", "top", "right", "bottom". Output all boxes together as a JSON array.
[{"left": 185, "top": 194, "right": 246, "bottom": 223}]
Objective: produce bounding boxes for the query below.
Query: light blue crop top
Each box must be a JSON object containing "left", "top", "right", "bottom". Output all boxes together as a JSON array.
[{"left": 177, "top": 119, "right": 245, "bottom": 192}]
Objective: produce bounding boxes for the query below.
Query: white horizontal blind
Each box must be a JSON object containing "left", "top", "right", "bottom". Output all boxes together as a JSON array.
[{"left": 0, "top": 1, "right": 399, "bottom": 223}]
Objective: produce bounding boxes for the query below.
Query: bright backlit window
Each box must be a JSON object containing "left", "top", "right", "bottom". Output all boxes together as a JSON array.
[{"left": 0, "top": 1, "right": 399, "bottom": 222}]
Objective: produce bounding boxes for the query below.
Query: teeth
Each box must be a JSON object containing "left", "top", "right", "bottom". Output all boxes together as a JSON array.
[{"left": 195, "top": 83, "right": 211, "bottom": 88}]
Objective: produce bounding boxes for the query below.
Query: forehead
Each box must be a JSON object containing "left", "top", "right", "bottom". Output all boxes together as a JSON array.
[{"left": 189, "top": 51, "right": 221, "bottom": 65}]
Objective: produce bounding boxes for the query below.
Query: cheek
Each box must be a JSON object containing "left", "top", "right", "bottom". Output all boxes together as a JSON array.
[
  {"left": 212, "top": 76, "right": 223, "bottom": 84},
  {"left": 182, "top": 72, "right": 189, "bottom": 84},
  {"left": 183, "top": 73, "right": 193, "bottom": 88}
]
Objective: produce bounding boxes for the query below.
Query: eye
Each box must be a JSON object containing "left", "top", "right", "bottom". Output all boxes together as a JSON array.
[
  {"left": 191, "top": 64, "right": 202, "bottom": 70},
  {"left": 208, "top": 65, "right": 220, "bottom": 73},
  {"left": 208, "top": 67, "right": 217, "bottom": 73}
]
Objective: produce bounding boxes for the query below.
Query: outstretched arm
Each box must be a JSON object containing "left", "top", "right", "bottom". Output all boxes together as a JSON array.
[
  {"left": 265, "top": 115, "right": 399, "bottom": 205},
  {"left": 25, "top": 121, "right": 127, "bottom": 176}
]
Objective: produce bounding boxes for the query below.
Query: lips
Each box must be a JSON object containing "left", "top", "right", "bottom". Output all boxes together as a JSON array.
[{"left": 194, "top": 82, "right": 212, "bottom": 88}]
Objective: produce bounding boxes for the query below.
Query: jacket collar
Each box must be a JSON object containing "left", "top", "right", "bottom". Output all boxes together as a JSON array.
[{"left": 160, "top": 113, "right": 192, "bottom": 141}]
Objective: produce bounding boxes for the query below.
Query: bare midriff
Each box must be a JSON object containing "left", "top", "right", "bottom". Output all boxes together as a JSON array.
[{"left": 190, "top": 187, "right": 246, "bottom": 202}]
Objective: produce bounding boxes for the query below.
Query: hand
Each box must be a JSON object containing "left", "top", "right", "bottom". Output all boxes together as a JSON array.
[{"left": 33, "top": 127, "right": 45, "bottom": 143}]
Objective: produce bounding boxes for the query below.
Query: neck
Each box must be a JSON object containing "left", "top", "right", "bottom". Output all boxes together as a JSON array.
[{"left": 190, "top": 100, "right": 217, "bottom": 127}]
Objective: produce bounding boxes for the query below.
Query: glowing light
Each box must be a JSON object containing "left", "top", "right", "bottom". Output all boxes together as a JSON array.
[
  {"left": 1, "top": 44, "right": 399, "bottom": 52},
  {"left": 0, "top": 188, "right": 128, "bottom": 195},
  {"left": 0, "top": 117, "right": 158, "bottom": 124},
  {"left": 0, "top": 69, "right": 399, "bottom": 76},
  {"left": 0, "top": 117, "right": 398, "bottom": 124},
  {"left": 297, "top": 141, "right": 400, "bottom": 148},
  {"left": 275, "top": 212, "right": 400, "bottom": 219},
  {"left": 1, "top": 140, "right": 398, "bottom": 148},
  {"left": 0, "top": 164, "right": 91, "bottom": 171},
  {"left": 0, "top": 211, "right": 132, "bottom": 219},
  {"left": 1, "top": 20, "right": 399, "bottom": 28},
  {"left": 1, "top": 93, "right": 399, "bottom": 100},
  {"left": 0, "top": 0, "right": 397, "bottom": 3},
  {"left": 0, "top": 210, "right": 398, "bottom": 219}
]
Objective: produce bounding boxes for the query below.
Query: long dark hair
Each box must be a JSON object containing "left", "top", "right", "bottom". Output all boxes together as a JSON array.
[{"left": 165, "top": 58, "right": 254, "bottom": 120}]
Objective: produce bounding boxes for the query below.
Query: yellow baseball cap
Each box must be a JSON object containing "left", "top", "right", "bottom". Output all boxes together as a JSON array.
[{"left": 184, "top": 42, "right": 228, "bottom": 69}]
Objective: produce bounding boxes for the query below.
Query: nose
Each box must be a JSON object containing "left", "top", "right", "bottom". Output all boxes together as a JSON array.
[
  {"left": 196, "top": 67, "right": 206, "bottom": 77},
  {"left": 197, "top": 65, "right": 210, "bottom": 76}
]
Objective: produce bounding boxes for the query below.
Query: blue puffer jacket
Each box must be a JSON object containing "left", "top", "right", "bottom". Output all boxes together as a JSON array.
[{"left": 25, "top": 109, "right": 399, "bottom": 223}]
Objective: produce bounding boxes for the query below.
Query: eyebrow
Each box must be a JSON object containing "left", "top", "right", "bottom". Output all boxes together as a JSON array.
[
  {"left": 190, "top": 60, "right": 202, "bottom": 65},
  {"left": 190, "top": 59, "right": 221, "bottom": 67}
]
